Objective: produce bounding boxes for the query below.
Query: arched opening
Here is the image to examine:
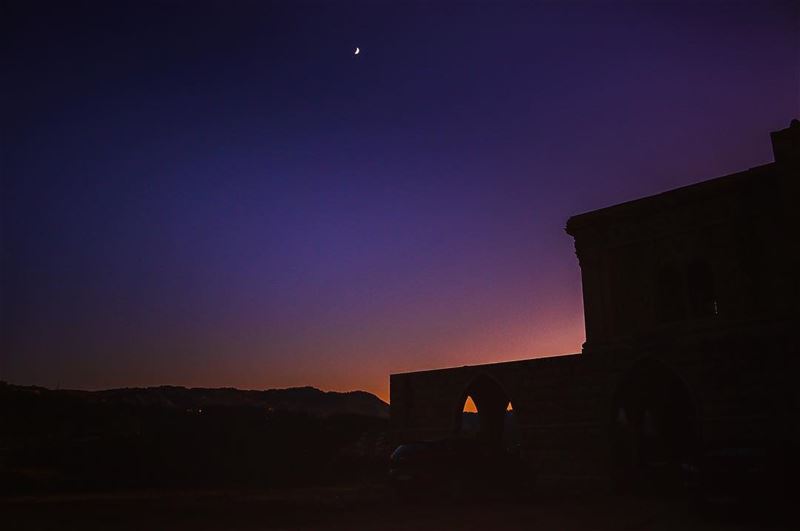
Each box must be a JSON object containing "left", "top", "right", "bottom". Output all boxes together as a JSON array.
[
  {"left": 611, "top": 358, "right": 697, "bottom": 491},
  {"left": 687, "top": 259, "right": 718, "bottom": 318},
  {"left": 655, "top": 264, "right": 686, "bottom": 323},
  {"left": 456, "top": 375, "right": 518, "bottom": 451}
]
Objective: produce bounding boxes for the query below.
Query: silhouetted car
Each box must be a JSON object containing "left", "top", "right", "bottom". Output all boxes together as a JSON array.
[{"left": 389, "top": 438, "right": 532, "bottom": 501}]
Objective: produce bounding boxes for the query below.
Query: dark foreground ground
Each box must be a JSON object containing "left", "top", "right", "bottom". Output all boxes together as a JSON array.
[{"left": 2, "top": 485, "right": 794, "bottom": 531}]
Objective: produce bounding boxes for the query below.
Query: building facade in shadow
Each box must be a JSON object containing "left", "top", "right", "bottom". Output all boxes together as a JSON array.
[{"left": 390, "top": 121, "right": 799, "bottom": 489}]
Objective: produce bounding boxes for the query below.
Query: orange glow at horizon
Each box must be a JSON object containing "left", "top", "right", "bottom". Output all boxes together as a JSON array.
[
  {"left": 12, "top": 305, "right": 585, "bottom": 406},
  {"left": 460, "top": 396, "right": 514, "bottom": 414},
  {"left": 463, "top": 395, "right": 477, "bottom": 413}
]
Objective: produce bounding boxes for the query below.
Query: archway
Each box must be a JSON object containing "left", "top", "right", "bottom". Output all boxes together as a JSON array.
[
  {"left": 611, "top": 358, "right": 698, "bottom": 490},
  {"left": 456, "top": 374, "right": 518, "bottom": 450}
]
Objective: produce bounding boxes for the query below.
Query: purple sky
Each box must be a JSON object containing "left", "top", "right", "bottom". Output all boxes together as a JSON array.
[{"left": 2, "top": 1, "right": 798, "bottom": 401}]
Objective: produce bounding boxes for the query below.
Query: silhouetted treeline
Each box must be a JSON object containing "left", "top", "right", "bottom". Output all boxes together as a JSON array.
[{"left": 0, "top": 383, "right": 390, "bottom": 495}]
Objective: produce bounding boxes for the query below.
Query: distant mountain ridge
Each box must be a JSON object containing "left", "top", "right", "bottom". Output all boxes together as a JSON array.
[{"left": 0, "top": 382, "right": 389, "bottom": 418}]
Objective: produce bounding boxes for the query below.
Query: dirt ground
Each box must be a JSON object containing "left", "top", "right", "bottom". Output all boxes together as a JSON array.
[{"left": 1, "top": 486, "right": 792, "bottom": 531}]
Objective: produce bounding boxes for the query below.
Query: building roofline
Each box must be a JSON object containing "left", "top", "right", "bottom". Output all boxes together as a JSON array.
[
  {"left": 389, "top": 352, "right": 582, "bottom": 378},
  {"left": 565, "top": 162, "right": 776, "bottom": 235}
]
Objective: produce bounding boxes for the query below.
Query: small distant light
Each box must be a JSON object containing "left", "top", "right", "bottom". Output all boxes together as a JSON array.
[{"left": 713, "top": 300, "right": 719, "bottom": 315}]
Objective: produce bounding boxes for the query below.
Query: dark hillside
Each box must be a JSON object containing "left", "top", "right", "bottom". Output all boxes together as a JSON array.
[{"left": 0, "top": 382, "right": 390, "bottom": 495}]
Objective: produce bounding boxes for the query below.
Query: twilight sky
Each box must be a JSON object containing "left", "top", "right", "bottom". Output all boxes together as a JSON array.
[{"left": 2, "top": 1, "right": 798, "bottom": 401}]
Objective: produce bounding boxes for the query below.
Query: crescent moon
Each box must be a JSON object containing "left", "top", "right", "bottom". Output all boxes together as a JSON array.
[{"left": 354, "top": 47, "right": 360, "bottom": 55}]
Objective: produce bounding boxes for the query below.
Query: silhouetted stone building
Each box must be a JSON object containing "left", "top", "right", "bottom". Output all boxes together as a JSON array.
[{"left": 390, "top": 121, "right": 799, "bottom": 488}]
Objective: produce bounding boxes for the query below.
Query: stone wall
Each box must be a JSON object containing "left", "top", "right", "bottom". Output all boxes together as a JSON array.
[{"left": 389, "top": 121, "right": 799, "bottom": 489}]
